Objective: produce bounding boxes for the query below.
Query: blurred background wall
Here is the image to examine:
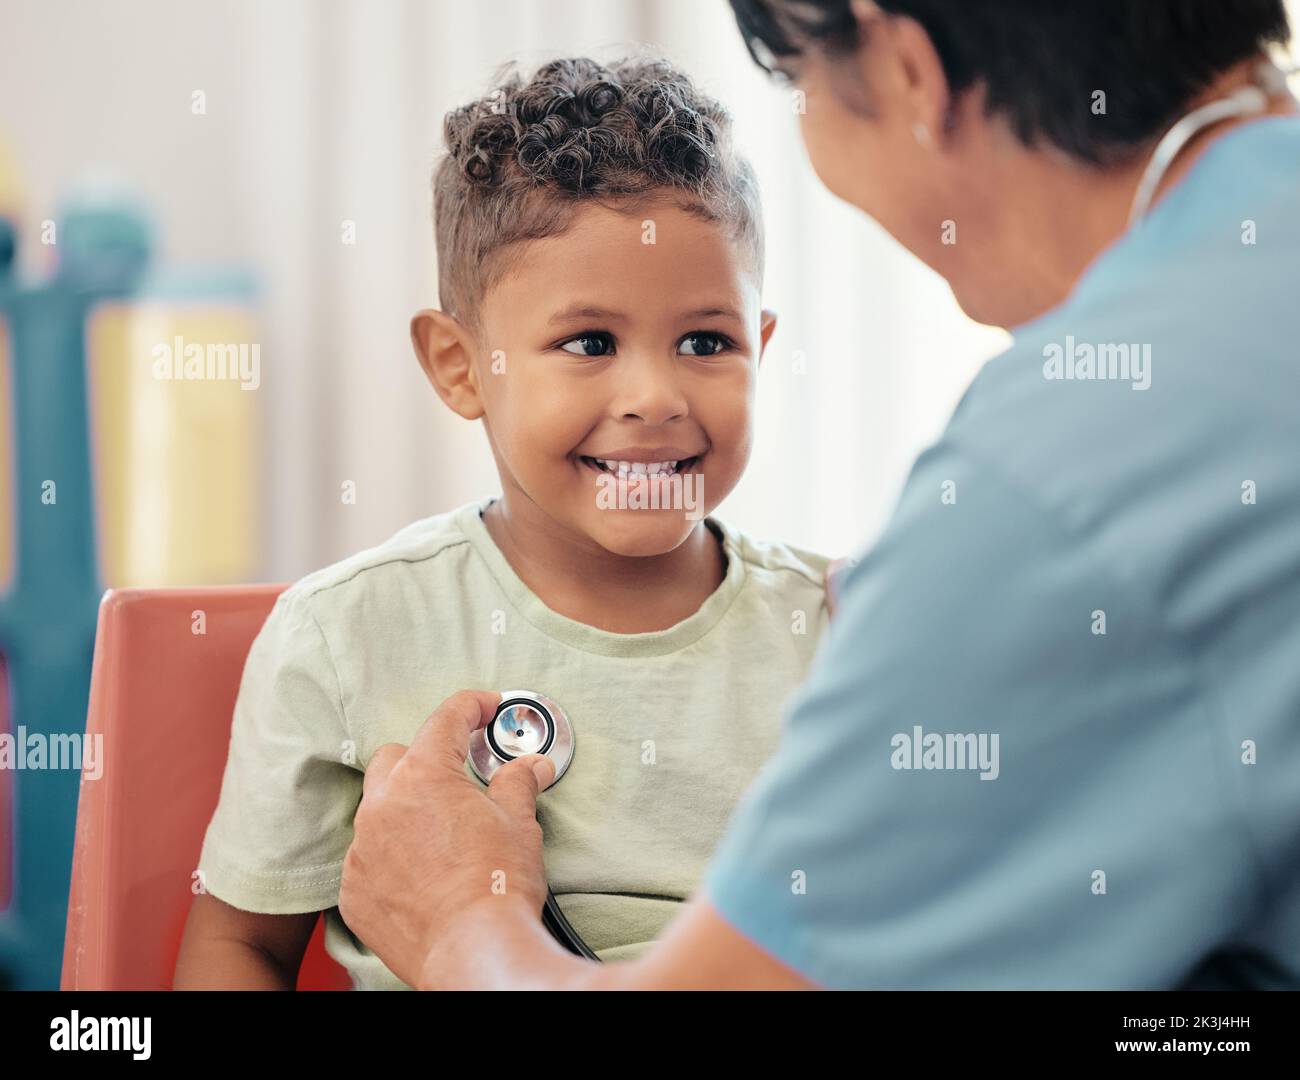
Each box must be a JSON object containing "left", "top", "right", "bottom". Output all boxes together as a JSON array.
[
  {"left": 2, "top": 0, "right": 1298, "bottom": 584},
  {"left": 0, "top": 0, "right": 1018, "bottom": 585}
]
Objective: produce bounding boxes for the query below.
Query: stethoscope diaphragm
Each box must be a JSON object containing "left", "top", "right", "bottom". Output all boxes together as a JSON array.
[{"left": 467, "top": 690, "right": 574, "bottom": 790}]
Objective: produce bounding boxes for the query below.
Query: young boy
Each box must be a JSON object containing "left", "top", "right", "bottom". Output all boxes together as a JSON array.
[{"left": 174, "top": 55, "right": 832, "bottom": 990}]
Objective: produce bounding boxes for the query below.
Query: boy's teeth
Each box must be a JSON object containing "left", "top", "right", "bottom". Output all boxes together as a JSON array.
[{"left": 594, "top": 458, "right": 680, "bottom": 475}]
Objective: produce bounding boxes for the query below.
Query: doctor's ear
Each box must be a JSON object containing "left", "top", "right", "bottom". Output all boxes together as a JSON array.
[
  {"left": 757, "top": 308, "right": 778, "bottom": 367},
  {"left": 410, "top": 309, "right": 485, "bottom": 421}
]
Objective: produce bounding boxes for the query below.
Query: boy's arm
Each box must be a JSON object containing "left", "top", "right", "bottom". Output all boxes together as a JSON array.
[
  {"left": 173, "top": 892, "right": 320, "bottom": 990},
  {"left": 824, "top": 556, "right": 853, "bottom": 617},
  {"left": 183, "top": 588, "right": 360, "bottom": 988}
]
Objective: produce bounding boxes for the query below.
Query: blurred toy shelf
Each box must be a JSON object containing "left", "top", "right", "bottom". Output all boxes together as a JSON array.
[{"left": 0, "top": 179, "right": 259, "bottom": 988}]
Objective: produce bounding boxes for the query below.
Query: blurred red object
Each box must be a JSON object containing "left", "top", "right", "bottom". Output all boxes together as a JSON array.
[{"left": 61, "top": 586, "right": 351, "bottom": 990}]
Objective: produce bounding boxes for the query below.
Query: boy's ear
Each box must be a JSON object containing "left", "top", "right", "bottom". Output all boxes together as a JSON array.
[
  {"left": 757, "top": 308, "right": 778, "bottom": 369},
  {"left": 410, "top": 309, "right": 484, "bottom": 420}
]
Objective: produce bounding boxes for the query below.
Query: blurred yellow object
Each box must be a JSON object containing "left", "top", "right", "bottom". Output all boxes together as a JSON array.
[
  {"left": 0, "top": 140, "right": 22, "bottom": 219},
  {"left": 87, "top": 302, "right": 259, "bottom": 586}
]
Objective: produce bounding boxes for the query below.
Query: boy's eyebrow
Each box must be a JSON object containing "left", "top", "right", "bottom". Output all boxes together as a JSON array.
[
  {"left": 547, "top": 305, "right": 626, "bottom": 325},
  {"left": 682, "top": 306, "right": 743, "bottom": 321},
  {"left": 546, "top": 304, "right": 746, "bottom": 325}
]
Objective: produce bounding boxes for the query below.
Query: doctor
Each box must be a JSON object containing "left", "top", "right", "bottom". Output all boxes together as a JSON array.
[{"left": 339, "top": 0, "right": 1300, "bottom": 989}]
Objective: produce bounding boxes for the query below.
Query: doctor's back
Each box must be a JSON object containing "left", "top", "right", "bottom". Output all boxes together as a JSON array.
[{"left": 702, "top": 115, "right": 1300, "bottom": 989}]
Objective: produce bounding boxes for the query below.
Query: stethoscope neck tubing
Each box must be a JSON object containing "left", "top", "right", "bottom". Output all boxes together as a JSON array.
[{"left": 1128, "top": 60, "right": 1298, "bottom": 228}]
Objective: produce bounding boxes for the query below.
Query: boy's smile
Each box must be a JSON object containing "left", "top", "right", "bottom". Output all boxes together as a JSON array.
[{"left": 576, "top": 451, "right": 703, "bottom": 478}]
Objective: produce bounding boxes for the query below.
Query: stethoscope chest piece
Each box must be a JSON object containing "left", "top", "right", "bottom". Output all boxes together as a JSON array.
[{"left": 467, "top": 690, "right": 574, "bottom": 790}]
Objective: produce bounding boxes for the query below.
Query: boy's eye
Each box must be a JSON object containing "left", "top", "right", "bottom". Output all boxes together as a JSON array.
[
  {"left": 559, "top": 333, "right": 614, "bottom": 357},
  {"left": 678, "top": 332, "right": 732, "bottom": 357}
]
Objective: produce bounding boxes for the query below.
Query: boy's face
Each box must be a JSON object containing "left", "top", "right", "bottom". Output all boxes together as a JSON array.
[{"left": 452, "top": 200, "right": 774, "bottom": 558}]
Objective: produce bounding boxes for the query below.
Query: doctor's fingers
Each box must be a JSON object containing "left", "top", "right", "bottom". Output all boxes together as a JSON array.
[
  {"left": 408, "top": 689, "right": 501, "bottom": 771},
  {"left": 485, "top": 754, "right": 554, "bottom": 821},
  {"left": 362, "top": 742, "right": 407, "bottom": 797}
]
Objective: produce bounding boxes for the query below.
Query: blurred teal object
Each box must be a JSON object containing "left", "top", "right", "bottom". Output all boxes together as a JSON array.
[{"left": 0, "top": 198, "right": 151, "bottom": 989}]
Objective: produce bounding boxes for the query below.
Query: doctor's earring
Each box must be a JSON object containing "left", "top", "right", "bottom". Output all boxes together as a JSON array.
[{"left": 912, "top": 122, "right": 933, "bottom": 148}]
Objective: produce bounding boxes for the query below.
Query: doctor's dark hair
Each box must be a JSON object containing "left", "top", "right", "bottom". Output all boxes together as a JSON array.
[
  {"left": 728, "top": 0, "right": 1293, "bottom": 164},
  {"left": 432, "top": 56, "right": 763, "bottom": 324}
]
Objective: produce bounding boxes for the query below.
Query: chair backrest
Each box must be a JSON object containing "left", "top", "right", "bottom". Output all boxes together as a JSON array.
[{"left": 61, "top": 586, "right": 351, "bottom": 990}]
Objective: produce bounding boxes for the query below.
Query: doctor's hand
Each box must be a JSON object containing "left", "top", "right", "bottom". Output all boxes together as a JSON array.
[{"left": 338, "top": 689, "right": 555, "bottom": 990}]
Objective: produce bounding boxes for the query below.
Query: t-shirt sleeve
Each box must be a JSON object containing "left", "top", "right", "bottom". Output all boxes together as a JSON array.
[
  {"left": 702, "top": 441, "right": 1244, "bottom": 989},
  {"left": 197, "top": 588, "right": 363, "bottom": 914}
]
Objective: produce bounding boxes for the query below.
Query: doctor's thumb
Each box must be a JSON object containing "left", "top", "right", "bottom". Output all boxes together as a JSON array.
[
  {"left": 528, "top": 755, "right": 556, "bottom": 788},
  {"left": 486, "top": 754, "right": 554, "bottom": 815}
]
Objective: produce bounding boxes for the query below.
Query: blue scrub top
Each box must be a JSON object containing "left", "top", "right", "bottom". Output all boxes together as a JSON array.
[{"left": 703, "top": 115, "right": 1300, "bottom": 989}]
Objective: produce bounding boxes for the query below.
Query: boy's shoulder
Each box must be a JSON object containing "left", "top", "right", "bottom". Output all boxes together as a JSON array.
[
  {"left": 711, "top": 516, "right": 832, "bottom": 594},
  {"left": 278, "top": 499, "right": 486, "bottom": 612}
]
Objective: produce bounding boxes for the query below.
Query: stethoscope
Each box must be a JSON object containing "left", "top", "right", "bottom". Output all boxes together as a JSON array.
[
  {"left": 1128, "top": 59, "right": 1298, "bottom": 226},
  {"left": 466, "top": 690, "right": 601, "bottom": 961}
]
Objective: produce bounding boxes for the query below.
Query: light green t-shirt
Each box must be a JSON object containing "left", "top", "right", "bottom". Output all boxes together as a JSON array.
[{"left": 198, "top": 496, "right": 830, "bottom": 989}]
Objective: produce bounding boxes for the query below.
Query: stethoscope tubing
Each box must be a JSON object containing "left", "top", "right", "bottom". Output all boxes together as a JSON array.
[
  {"left": 1128, "top": 60, "right": 1299, "bottom": 226},
  {"left": 542, "top": 886, "right": 603, "bottom": 962},
  {"left": 470, "top": 690, "right": 603, "bottom": 960}
]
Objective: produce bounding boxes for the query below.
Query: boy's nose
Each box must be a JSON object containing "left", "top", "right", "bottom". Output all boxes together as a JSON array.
[{"left": 613, "top": 358, "right": 689, "bottom": 424}]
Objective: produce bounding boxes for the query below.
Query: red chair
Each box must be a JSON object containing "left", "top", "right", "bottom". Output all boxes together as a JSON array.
[{"left": 61, "top": 586, "right": 352, "bottom": 990}]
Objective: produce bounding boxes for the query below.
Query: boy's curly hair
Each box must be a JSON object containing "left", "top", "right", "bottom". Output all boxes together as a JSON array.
[{"left": 433, "top": 55, "right": 764, "bottom": 324}]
